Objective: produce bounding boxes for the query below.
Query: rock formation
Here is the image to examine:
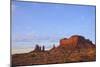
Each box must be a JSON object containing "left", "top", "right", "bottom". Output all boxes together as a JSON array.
[
  {"left": 12, "top": 35, "right": 96, "bottom": 66},
  {"left": 34, "top": 45, "right": 45, "bottom": 52}
]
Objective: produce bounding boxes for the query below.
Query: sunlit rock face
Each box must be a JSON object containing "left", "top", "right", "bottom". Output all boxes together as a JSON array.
[
  {"left": 60, "top": 35, "right": 95, "bottom": 48},
  {"left": 60, "top": 36, "right": 78, "bottom": 47},
  {"left": 12, "top": 35, "right": 96, "bottom": 66}
]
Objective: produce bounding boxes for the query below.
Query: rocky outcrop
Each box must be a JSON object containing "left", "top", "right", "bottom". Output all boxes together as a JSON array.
[
  {"left": 33, "top": 45, "right": 45, "bottom": 52},
  {"left": 60, "top": 35, "right": 95, "bottom": 48},
  {"left": 49, "top": 35, "right": 96, "bottom": 63},
  {"left": 12, "top": 35, "right": 96, "bottom": 66}
]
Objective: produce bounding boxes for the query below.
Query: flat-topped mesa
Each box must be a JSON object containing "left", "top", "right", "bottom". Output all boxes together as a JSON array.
[{"left": 60, "top": 35, "right": 87, "bottom": 47}]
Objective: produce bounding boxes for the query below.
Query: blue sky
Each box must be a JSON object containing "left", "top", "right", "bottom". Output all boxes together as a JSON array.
[{"left": 12, "top": 1, "right": 96, "bottom": 49}]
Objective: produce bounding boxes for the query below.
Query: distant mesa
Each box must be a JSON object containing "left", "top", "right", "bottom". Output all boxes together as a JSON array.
[
  {"left": 60, "top": 35, "right": 85, "bottom": 46},
  {"left": 60, "top": 35, "right": 95, "bottom": 48},
  {"left": 12, "top": 35, "right": 96, "bottom": 66},
  {"left": 33, "top": 35, "right": 95, "bottom": 52}
]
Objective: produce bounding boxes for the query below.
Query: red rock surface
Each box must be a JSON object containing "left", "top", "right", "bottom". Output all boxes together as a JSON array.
[
  {"left": 60, "top": 35, "right": 95, "bottom": 48},
  {"left": 60, "top": 35, "right": 81, "bottom": 47},
  {"left": 12, "top": 35, "right": 96, "bottom": 66}
]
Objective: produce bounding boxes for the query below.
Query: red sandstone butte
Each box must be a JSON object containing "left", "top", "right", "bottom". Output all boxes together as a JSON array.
[
  {"left": 60, "top": 35, "right": 82, "bottom": 46},
  {"left": 60, "top": 35, "right": 95, "bottom": 48}
]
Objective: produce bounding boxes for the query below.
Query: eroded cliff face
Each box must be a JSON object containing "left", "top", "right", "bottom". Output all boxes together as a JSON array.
[
  {"left": 12, "top": 35, "right": 96, "bottom": 66},
  {"left": 60, "top": 35, "right": 80, "bottom": 46},
  {"left": 49, "top": 35, "right": 95, "bottom": 63},
  {"left": 60, "top": 35, "right": 95, "bottom": 48}
]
